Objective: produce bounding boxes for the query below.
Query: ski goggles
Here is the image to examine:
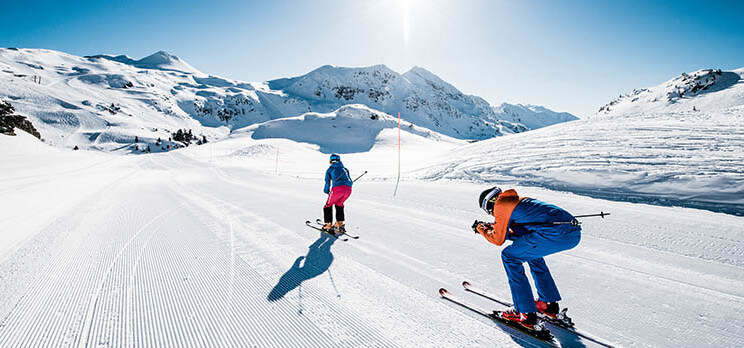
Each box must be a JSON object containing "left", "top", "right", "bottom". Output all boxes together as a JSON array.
[{"left": 481, "top": 187, "right": 502, "bottom": 215}]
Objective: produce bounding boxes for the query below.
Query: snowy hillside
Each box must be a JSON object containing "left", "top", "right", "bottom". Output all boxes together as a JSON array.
[
  {"left": 87, "top": 51, "right": 201, "bottom": 74},
  {"left": 493, "top": 103, "right": 579, "bottom": 129},
  {"left": 0, "top": 48, "right": 576, "bottom": 153},
  {"left": 597, "top": 68, "right": 744, "bottom": 116},
  {"left": 418, "top": 67, "right": 744, "bottom": 216},
  {"left": 245, "top": 104, "right": 460, "bottom": 153}
]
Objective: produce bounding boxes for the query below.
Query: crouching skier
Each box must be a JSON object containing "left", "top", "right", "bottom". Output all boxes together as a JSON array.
[
  {"left": 473, "top": 186, "right": 581, "bottom": 333},
  {"left": 322, "top": 154, "right": 353, "bottom": 235}
]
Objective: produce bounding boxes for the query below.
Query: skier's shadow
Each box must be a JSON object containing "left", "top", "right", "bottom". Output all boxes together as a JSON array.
[{"left": 267, "top": 232, "right": 337, "bottom": 302}]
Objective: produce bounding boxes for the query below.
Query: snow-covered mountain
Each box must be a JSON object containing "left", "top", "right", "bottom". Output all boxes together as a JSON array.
[
  {"left": 492, "top": 103, "right": 578, "bottom": 129},
  {"left": 85, "top": 51, "right": 201, "bottom": 74},
  {"left": 0, "top": 48, "right": 575, "bottom": 153},
  {"left": 597, "top": 68, "right": 744, "bottom": 116},
  {"left": 420, "top": 67, "right": 744, "bottom": 215},
  {"left": 269, "top": 65, "right": 534, "bottom": 139}
]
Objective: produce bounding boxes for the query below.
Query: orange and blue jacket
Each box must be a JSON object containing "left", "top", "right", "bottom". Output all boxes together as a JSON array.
[
  {"left": 477, "top": 189, "right": 527, "bottom": 246},
  {"left": 477, "top": 189, "right": 577, "bottom": 246}
]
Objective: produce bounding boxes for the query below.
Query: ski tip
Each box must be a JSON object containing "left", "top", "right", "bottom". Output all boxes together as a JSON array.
[
  {"left": 305, "top": 220, "right": 312, "bottom": 224},
  {"left": 438, "top": 288, "right": 449, "bottom": 296},
  {"left": 462, "top": 281, "right": 471, "bottom": 288}
]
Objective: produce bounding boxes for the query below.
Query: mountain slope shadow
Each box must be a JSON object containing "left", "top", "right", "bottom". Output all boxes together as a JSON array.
[{"left": 267, "top": 232, "right": 337, "bottom": 301}]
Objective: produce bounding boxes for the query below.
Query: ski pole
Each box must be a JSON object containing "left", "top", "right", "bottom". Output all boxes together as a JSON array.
[
  {"left": 352, "top": 171, "right": 368, "bottom": 183},
  {"left": 473, "top": 212, "right": 611, "bottom": 230},
  {"left": 573, "top": 211, "right": 611, "bottom": 219}
]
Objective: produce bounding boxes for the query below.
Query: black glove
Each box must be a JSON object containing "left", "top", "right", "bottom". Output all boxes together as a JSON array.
[{"left": 471, "top": 220, "right": 493, "bottom": 234}]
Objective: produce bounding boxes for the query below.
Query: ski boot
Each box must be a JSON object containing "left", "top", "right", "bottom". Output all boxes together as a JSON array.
[
  {"left": 535, "top": 300, "right": 573, "bottom": 327},
  {"left": 535, "top": 300, "right": 559, "bottom": 319},
  {"left": 333, "top": 222, "right": 346, "bottom": 235},
  {"left": 498, "top": 309, "right": 546, "bottom": 332},
  {"left": 321, "top": 223, "right": 335, "bottom": 235}
]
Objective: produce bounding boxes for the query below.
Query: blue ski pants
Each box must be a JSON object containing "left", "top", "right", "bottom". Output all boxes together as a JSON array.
[{"left": 501, "top": 224, "right": 581, "bottom": 313}]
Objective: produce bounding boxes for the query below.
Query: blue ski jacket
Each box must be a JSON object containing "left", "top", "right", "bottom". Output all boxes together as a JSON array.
[
  {"left": 507, "top": 198, "right": 577, "bottom": 240},
  {"left": 324, "top": 162, "right": 352, "bottom": 194}
]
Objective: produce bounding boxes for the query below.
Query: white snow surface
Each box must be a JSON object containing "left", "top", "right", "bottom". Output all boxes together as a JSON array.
[{"left": 1, "top": 129, "right": 743, "bottom": 348}]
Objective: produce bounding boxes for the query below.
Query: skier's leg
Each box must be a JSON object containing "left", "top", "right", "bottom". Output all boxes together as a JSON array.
[
  {"left": 527, "top": 258, "right": 561, "bottom": 303},
  {"left": 522, "top": 224, "right": 581, "bottom": 303},
  {"left": 501, "top": 238, "right": 538, "bottom": 314},
  {"left": 323, "top": 206, "right": 333, "bottom": 224},
  {"left": 331, "top": 186, "right": 351, "bottom": 229},
  {"left": 335, "top": 205, "right": 345, "bottom": 222}
]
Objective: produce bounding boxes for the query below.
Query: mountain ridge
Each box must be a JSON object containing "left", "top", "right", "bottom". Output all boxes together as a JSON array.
[{"left": 0, "top": 47, "right": 578, "bottom": 152}]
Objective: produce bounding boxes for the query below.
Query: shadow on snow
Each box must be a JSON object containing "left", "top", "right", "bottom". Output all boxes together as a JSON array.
[{"left": 267, "top": 232, "right": 337, "bottom": 302}]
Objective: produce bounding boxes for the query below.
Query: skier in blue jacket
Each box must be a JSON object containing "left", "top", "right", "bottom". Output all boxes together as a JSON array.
[
  {"left": 322, "top": 154, "right": 353, "bottom": 234},
  {"left": 474, "top": 186, "right": 581, "bottom": 333}
]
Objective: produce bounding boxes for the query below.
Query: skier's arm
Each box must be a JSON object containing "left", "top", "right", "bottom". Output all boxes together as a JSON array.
[{"left": 324, "top": 169, "right": 331, "bottom": 194}]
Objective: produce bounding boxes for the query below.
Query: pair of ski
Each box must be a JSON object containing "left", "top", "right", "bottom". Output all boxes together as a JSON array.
[
  {"left": 440, "top": 281, "right": 615, "bottom": 348},
  {"left": 305, "top": 219, "right": 360, "bottom": 241}
]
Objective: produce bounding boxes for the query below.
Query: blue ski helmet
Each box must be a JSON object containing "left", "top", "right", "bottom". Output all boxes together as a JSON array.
[{"left": 329, "top": 154, "right": 341, "bottom": 163}]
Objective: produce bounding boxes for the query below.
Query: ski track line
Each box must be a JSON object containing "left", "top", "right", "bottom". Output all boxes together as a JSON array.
[
  {"left": 0, "top": 164, "right": 143, "bottom": 347},
  {"left": 0, "top": 191, "right": 119, "bottom": 346},
  {"left": 79, "top": 203, "right": 185, "bottom": 348}
]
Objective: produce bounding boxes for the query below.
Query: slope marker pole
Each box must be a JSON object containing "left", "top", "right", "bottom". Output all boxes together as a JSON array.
[{"left": 393, "top": 111, "right": 401, "bottom": 197}]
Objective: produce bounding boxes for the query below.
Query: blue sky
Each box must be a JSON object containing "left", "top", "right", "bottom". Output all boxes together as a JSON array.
[{"left": 2, "top": 0, "right": 743, "bottom": 116}]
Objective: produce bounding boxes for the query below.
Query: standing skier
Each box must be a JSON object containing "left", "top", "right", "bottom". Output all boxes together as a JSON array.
[
  {"left": 322, "top": 154, "right": 353, "bottom": 234},
  {"left": 474, "top": 186, "right": 581, "bottom": 332}
]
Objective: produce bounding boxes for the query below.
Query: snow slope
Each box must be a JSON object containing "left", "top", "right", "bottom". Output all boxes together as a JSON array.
[
  {"left": 246, "top": 104, "right": 461, "bottom": 153},
  {"left": 597, "top": 68, "right": 744, "bottom": 116},
  {"left": 419, "top": 68, "right": 744, "bottom": 216},
  {"left": 1, "top": 132, "right": 742, "bottom": 347}
]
